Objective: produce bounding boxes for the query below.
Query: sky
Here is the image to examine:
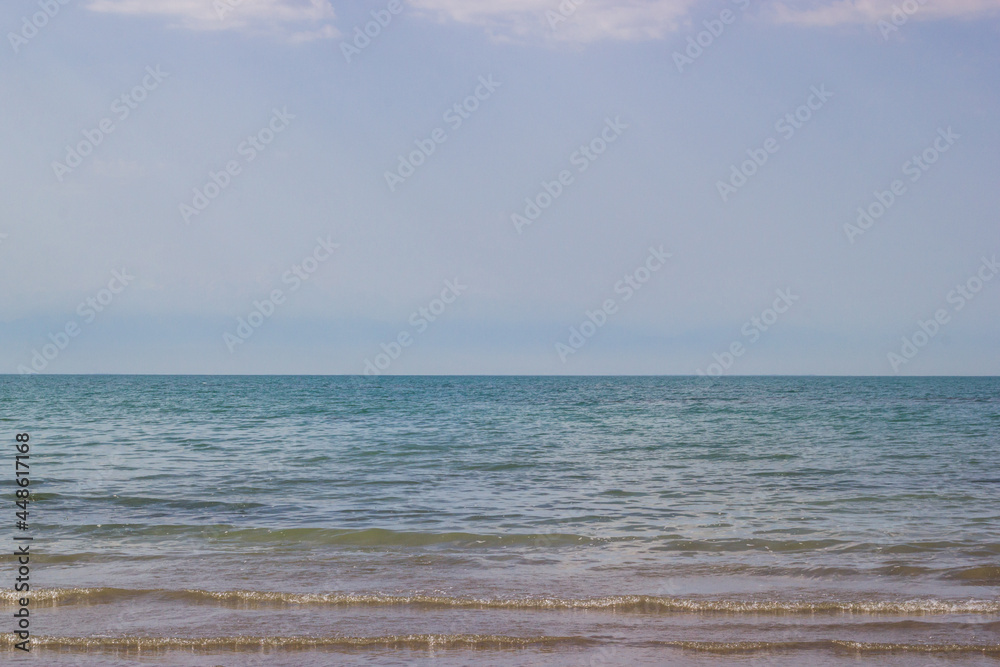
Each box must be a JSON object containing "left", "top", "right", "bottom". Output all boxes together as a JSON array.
[{"left": 1, "top": 0, "right": 998, "bottom": 375}]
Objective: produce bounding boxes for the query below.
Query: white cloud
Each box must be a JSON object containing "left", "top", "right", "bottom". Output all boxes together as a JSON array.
[
  {"left": 408, "top": 0, "right": 701, "bottom": 43},
  {"left": 410, "top": 0, "right": 1000, "bottom": 42},
  {"left": 84, "top": 0, "right": 338, "bottom": 41},
  {"left": 83, "top": 0, "right": 1000, "bottom": 43},
  {"left": 770, "top": 0, "right": 1000, "bottom": 26}
]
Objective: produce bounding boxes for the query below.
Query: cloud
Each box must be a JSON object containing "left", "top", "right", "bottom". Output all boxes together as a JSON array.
[
  {"left": 408, "top": 0, "right": 701, "bottom": 43},
  {"left": 83, "top": 0, "right": 1000, "bottom": 43},
  {"left": 410, "top": 0, "right": 1000, "bottom": 42},
  {"left": 770, "top": 0, "right": 1000, "bottom": 26},
  {"left": 84, "top": 0, "right": 338, "bottom": 41}
]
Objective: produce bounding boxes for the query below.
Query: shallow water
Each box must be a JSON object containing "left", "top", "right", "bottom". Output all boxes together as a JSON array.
[{"left": 1, "top": 375, "right": 998, "bottom": 664}]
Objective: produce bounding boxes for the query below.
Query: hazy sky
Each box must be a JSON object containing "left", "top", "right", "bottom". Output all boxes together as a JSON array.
[{"left": 2, "top": 0, "right": 998, "bottom": 375}]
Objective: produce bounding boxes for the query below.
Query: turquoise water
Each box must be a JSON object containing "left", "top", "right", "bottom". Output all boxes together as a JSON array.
[{"left": 2, "top": 376, "right": 998, "bottom": 664}]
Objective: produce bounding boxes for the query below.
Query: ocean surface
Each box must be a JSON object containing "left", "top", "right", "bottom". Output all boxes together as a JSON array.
[{"left": 1, "top": 375, "right": 998, "bottom": 665}]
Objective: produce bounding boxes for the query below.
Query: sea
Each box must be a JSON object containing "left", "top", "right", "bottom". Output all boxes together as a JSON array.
[{"left": 1, "top": 375, "right": 998, "bottom": 665}]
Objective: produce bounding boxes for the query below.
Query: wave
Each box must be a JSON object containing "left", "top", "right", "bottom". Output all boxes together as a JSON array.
[
  {"left": 4, "top": 588, "right": 998, "bottom": 615},
  {"left": 0, "top": 633, "right": 589, "bottom": 652},
  {"left": 0, "top": 634, "right": 997, "bottom": 655},
  {"left": 946, "top": 565, "right": 1000, "bottom": 583},
  {"left": 6, "top": 551, "right": 997, "bottom": 586},
  {"left": 22, "top": 523, "right": 1000, "bottom": 556},
  {"left": 43, "top": 525, "right": 596, "bottom": 548},
  {"left": 20, "top": 524, "right": 1000, "bottom": 561},
  {"left": 661, "top": 640, "right": 1000, "bottom": 655}
]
